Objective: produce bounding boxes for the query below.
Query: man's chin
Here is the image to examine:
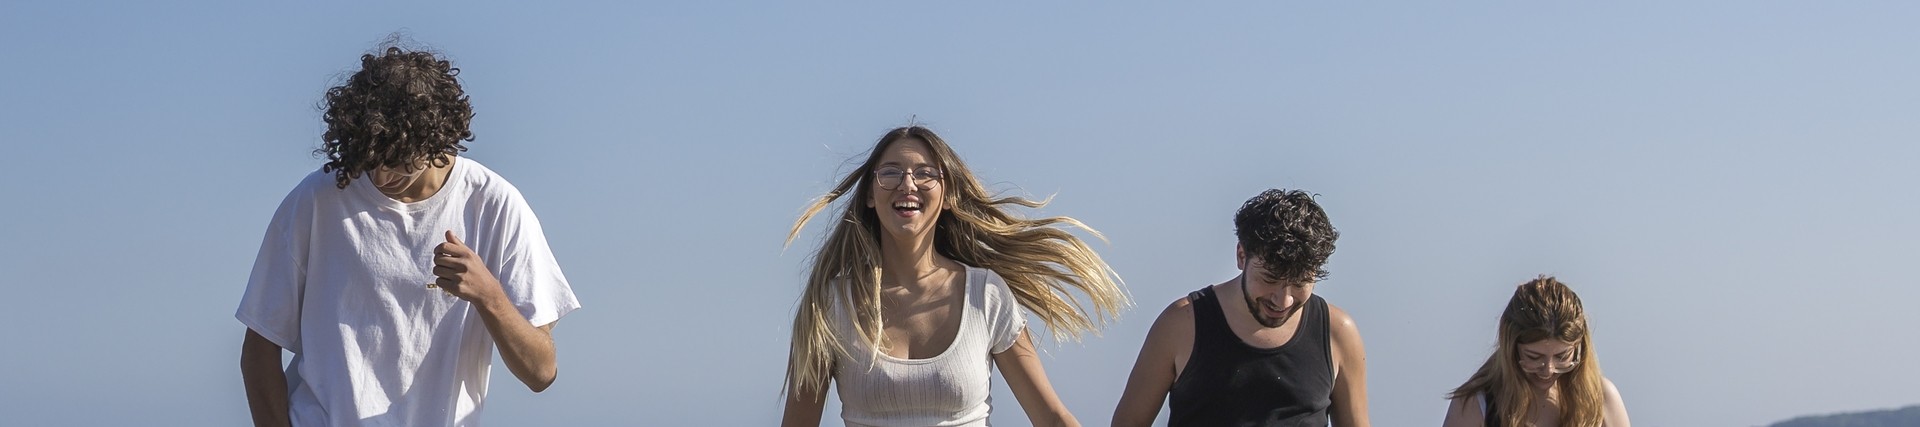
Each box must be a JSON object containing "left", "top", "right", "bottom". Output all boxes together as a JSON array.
[{"left": 1256, "top": 314, "right": 1290, "bottom": 328}]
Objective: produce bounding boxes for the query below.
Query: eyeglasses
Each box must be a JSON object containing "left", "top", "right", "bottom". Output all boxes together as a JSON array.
[
  {"left": 1520, "top": 348, "right": 1582, "bottom": 373},
  {"left": 874, "top": 166, "right": 943, "bottom": 190}
]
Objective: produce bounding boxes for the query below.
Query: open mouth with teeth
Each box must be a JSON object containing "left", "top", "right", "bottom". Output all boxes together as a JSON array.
[{"left": 892, "top": 201, "right": 924, "bottom": 217}]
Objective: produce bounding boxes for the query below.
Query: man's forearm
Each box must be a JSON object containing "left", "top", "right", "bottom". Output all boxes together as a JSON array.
[
  {"left": 475, "top": 296, "right": 557, "bottom": 392},
  {"left": 241, "top": 330, "right": 292, "bottom": 427}
]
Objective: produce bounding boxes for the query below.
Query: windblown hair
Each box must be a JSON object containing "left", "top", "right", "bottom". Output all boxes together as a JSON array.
[
  {"left": 1449, "top": 276, "right": 1606, "bottom": 427},
  {"left": 781, "top": 126, "right": 1130, "bottom": 399},
  {"left": 1233, "top": 189, "right": 1338, "bottom": 283},
  {"left": 316, "top": 45, "right": 474, "bottom": 189}
]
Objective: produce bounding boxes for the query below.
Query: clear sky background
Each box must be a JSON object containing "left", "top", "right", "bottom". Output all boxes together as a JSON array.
[{"left": 2, "top": 2, "right": 1916, "bottom": 426}]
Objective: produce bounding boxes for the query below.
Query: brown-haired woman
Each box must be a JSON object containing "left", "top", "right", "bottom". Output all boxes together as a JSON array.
[
  {"left": 1442, "top": 276, "right": 1631, "bottom": 427},
  {"left": 778, "top": 125, "right": 1128, "bottom": 427}
]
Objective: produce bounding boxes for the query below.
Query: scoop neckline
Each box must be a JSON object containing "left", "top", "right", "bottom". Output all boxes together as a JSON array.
[{"left": 870, "top": 266, "right": 977, "bottom": 365}]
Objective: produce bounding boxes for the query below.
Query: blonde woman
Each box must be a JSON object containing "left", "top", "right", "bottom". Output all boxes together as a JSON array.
[
  {"left": 780, "top": 126, "right": 1128, "bottom": 427},
  {"left": 1442, "top": 276, "right": 1631, "bottom": 427}
]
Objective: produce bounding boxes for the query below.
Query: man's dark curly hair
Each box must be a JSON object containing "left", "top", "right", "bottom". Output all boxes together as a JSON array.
[
  {"left": 316, "top": 46, "right": 474, "bottom": 189},
  {"left": 1234, "top": 189, "right": 1339, "bottom": 283}
]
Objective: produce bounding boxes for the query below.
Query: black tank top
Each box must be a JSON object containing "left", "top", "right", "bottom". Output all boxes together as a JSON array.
[
  {"left": 1484, "top": 397, "right": 1500, "bottom": 427},
  {"left": 1481, "top": 393, "right": 1503, "bottom": 427},
  {"left": 1168, "top": 286, "right": 1334, "bottom": 427}
]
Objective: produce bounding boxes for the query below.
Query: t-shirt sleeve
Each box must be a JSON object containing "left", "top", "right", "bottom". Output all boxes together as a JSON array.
[
  {"left": 984, "top": 270, "right": 1028, "bottom": 354},
  {"left": 475, "top": 185, "right": 580, "bottom": 327},
  {"left": 235, "top": 187, "right": 311, "bottom": 352}
]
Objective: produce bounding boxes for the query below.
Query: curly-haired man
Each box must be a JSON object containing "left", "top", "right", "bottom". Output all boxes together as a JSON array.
[
  {"left": 236, "top": 46, "right": 580, "bottom": 427},
  {"left": 1112, "top": 189, "right": 1371, "bottom": 427}
]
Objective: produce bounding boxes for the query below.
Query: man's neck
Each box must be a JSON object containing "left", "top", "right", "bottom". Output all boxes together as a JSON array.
[{"left": 380, "top": 158, "right": 455, "bottom": 202}]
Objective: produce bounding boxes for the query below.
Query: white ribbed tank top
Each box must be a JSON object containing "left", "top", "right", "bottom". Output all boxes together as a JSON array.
[{"left": 829, "top": 266, "right": 1027, "bottom": 427}]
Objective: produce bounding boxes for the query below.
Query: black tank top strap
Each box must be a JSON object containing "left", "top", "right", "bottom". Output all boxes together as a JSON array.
[
  {"left": 1186, "top": 287, "right": 1236, "bottom": 345},
  {"left": 1305, "top": 294, "right": 1331, "bottom": 366}
]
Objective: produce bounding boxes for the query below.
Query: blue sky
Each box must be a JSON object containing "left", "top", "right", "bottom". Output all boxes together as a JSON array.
[{"left": 2, "top": 2, "right": 1916, "bottom": 426}]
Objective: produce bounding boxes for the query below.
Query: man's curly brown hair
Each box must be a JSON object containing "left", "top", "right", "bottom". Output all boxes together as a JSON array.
[
  {"left": 1234, "top": 189, "right": 1339, "bottom": 283},
  {"left": 316, "top": 46, "right": 474, "bottom": 189}
]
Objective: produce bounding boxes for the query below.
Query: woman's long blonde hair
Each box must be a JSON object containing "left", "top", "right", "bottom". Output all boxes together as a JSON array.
[
  {"left": 782, "top": 126, "right": 1130, "bottom": 399},
  {"left": 1449, "top": 276, "right": 1606, "bottom": 427}
]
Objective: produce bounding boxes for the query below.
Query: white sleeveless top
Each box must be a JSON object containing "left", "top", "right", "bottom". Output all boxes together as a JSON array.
[{"left": 828, "top": 266, "right": 1028, "bottom": 427}]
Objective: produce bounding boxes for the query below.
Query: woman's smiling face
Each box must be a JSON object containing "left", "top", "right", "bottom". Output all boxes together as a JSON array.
[{"left": 867, "top": 138, "right": 946, "bottom": 240}]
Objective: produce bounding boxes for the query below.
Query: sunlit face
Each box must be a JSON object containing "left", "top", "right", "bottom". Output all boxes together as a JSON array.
[
  {"left": 1237, "top": 245, "right": 1315, "bottom": 328},
  {"left": 368, "top": 157, "right": 431, "bottom": 195},
  {"left": 1516, "top": 339, "right": 1581, "bottom": 389},
  {"left": 866, "top": 138, "right": 946, "bottom": 241}
]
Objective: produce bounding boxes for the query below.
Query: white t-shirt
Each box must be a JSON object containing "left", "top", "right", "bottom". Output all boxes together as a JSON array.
[
  {"left": 236, "top": 158, "right": 580, "bottom": 427},
  {"left": 830, "top": 266, "right": 1027, "bottom": 427}
]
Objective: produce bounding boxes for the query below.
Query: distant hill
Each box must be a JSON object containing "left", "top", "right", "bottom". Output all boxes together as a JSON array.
[{"left": 1769, "top": 405, "right": 1920, "bottom": 427}]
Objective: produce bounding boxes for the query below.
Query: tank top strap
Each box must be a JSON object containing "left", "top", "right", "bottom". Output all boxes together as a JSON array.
[
  {"left": 1305, "top": 294, "right": 1331, "bottom": 358},
  {"left": 1186, "top": 287, "right": 1234, "bottom": 343}
]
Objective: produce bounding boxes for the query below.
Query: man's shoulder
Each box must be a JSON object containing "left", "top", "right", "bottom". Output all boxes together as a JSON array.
[
  {"left": 1164, "top": 295, "right": 1193, "bottom": 317},
  {"left": 288, "top": 167, "right": 336, "bottom": 191},
  {"left": 1149, "top": 291, "right": 1200, "bottom": 334},
  {"left": 1134, "top": 291, "right": 1203, "bottom": 361},
  {"left": 1321, "top": 299, "right": 1356, "bottom": 330},
  {"left": 451, "top": 158, "right": 530, "bottom": 201},
  {"left": 1162, "top": 282, "right": 1234, "bottom": 323},
  {"left": 1319, "top": 298, "right": 1365, "bottom": 347},
  {"left": 275, "top": 168, "right": 343, "bottom": 205}
]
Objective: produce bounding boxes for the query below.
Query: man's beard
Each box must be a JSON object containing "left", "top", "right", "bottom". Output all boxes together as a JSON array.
[{"left": 1241, "top": 274, "right": 1304, "bottom": 328}]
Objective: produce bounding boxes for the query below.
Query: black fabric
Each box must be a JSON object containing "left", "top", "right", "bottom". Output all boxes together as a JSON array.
[
  {"left": 1168, "top": 286, "right": 1334, "bottom": 427},
  {"left": 1483, "top": 395, "right": 1500, "bottom": 427}
]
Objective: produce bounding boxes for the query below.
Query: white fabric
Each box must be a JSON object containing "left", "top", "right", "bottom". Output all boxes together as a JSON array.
[
  {"left": 236, "top": 158, "right": 580, "bottom": 427},
  {"left": 830, "top": 266, "right": 1027, "bottom": 427}
]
